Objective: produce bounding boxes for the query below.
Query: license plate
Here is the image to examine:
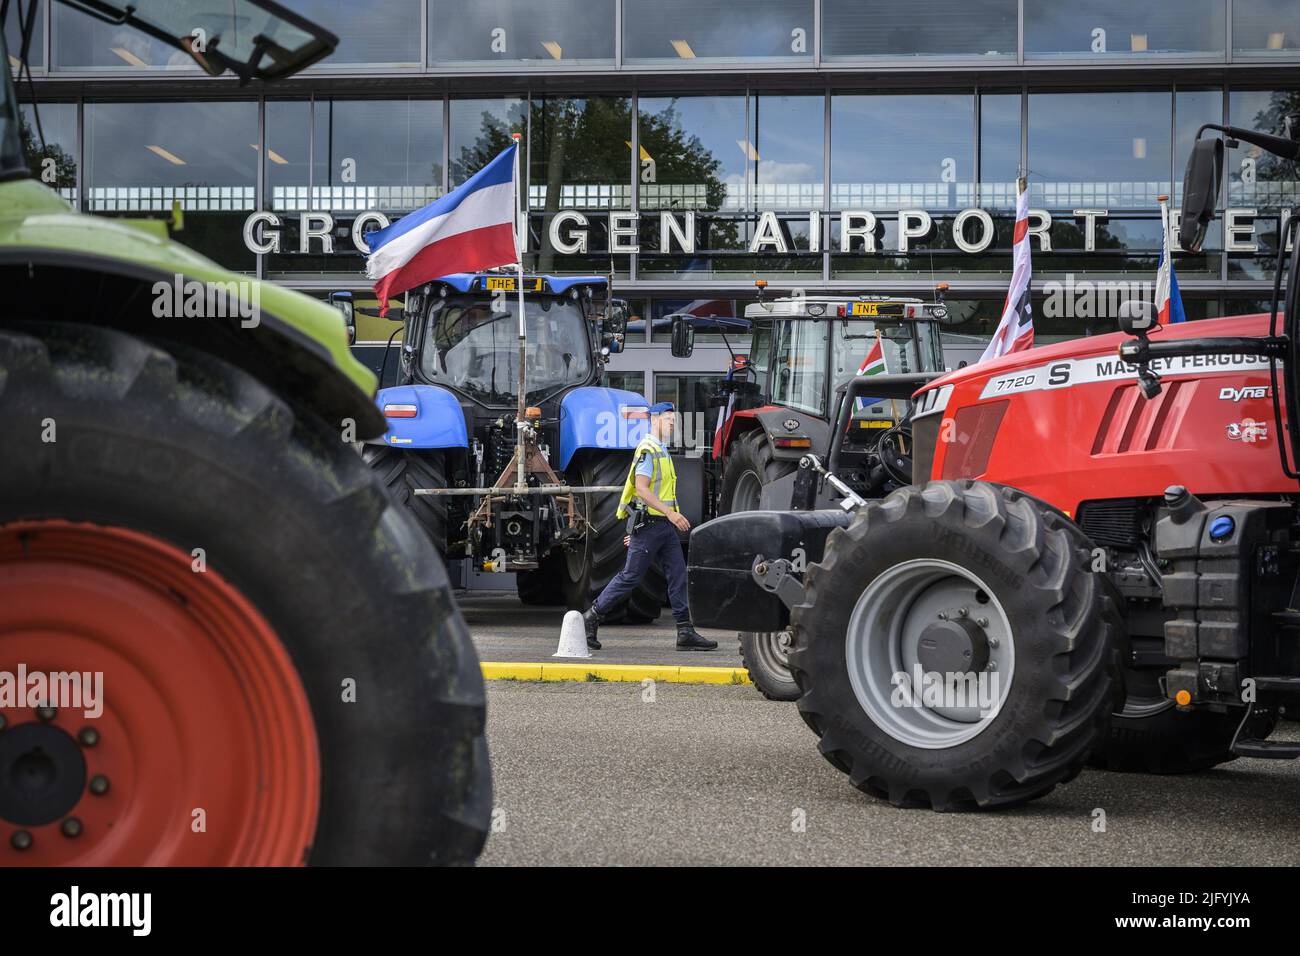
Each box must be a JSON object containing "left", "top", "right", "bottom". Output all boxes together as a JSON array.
[
  {"left": 858, "top": 419, "right": 895, "bottom": 429},
  {"left": 484, "top": 276, "right": 542, "bottom": 292},
  {"left": 851, "top": 302, "right": 880, "bottom": 316}
]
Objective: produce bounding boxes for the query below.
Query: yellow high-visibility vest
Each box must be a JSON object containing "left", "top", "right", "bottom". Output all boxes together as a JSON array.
[{"left": 616, "top": 435, "right": 678, "bottom": 519}]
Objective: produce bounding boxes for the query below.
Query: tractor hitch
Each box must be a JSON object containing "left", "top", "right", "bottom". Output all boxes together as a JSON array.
[
  {"left": 686, "top": 508, "right": 853, "bottom": 631},
  {"left": 751, "top": 556, "right": 806, "bottom": 610}
]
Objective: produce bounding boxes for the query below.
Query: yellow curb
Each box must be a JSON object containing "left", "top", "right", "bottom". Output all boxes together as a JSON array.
[{"left": 481, "top": 662, "right": 752, "bottom": 686}]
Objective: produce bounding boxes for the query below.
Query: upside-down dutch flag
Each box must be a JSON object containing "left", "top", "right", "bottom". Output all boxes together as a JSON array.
[
  {"left": 980, "top": 187, "right": 1035, "bottom": 363},
  {"left": 1155, "top": 202, "right": 1187, "bottom": 325},
  {"left": 365, "top": 143, "right": 520, "bottom": 316}
]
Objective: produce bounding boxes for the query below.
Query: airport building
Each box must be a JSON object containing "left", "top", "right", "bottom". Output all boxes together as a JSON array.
[{"left": 8, "top": 0, "right": 1299, "bottom": 437}]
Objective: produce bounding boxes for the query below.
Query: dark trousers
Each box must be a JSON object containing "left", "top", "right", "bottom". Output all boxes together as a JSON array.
[{"left": 592, "top": 518, "right": 689, "bottom": 624}]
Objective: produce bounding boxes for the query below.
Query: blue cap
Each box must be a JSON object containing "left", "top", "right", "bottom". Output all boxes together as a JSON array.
[{"left": 647, "top": 401, "right": 675, "bottom": 415}]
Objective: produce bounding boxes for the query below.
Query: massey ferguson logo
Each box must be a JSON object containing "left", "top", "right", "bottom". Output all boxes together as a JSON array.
[
  {"left": 1219, "top": 386, "right": 1271, "bottom": 402},
  {"left": 1226, "top": 418, "right": 1268, "bottom": 443}
]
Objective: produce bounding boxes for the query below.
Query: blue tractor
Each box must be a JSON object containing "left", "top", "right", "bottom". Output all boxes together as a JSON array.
[{"left": 362, "top": 273, "right": 669, "bottom": 622}]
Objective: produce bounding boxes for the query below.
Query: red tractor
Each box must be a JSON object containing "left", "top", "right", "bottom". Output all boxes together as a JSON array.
[{"left": 687, "top": 114, "right": 1300, "bottom": 808}]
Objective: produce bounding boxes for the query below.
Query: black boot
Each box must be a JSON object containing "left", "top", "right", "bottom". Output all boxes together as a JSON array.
[
  {"left": 676, "top": 622, "right": 717, "bottom": 651},
  {"left": 583, "top": 607, "right": 603, "bottom": 650}
]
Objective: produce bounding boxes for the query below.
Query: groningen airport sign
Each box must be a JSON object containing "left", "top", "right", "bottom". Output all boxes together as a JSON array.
[{"left": 241, "top": 206, "right": 1287, "bottom": 257}]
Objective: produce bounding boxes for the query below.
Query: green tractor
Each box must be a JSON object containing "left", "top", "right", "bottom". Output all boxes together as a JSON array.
[{"left": 0, "top": 1, "right": 489, "bottom": 865}]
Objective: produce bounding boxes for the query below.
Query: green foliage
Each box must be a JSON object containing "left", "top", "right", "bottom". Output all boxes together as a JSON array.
[{"left": 20, "top": 111, "right": 76, "bottom": 190}]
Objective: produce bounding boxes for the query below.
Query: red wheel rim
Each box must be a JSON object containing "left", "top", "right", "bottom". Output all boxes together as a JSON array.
[{"left": 0, "top": 520, "right": 319, "bottom": 866}]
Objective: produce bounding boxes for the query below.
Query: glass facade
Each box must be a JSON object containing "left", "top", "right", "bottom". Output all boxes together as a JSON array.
[
  {"left": 430, "top": 0, "right": 614, "bottom": 65},
  {"left": 832, "top": 93, "right": 975, "bottom": 210},
  {"left": 312, "top": 98, "right": 443, "bottom": 214},
  {"left": 751, "top": 94, "right": 823, "bottom": 210},
  {"left": 52, "top": 1, "right": 202, "bottom": 72},
  {"left": 979, "top": 92, "right": 1022, "bottom": 209},
  {"left": 18, "top": 100, "right": 74, "bottom": 199},
  {"left": 450, "top": 97, "right": 526, "bottom": 186},
  {"left": 85, "top": 100, "right": 258, "bottom": 271},
  {"left": 1227, "top": 87, "right": 1299, "bottom": 280},
  {"left": 1029, "top": 91, "right": 1173, "bottom": 209},
  {"left": 47, "top": 0, "right": 421, "bottom": 70},
  {"left": 823, "top": 0, "right": 1017, "bottom": 60},
  {"left": 3, "top": 0, "right": 1295, "bottom": 357},
  {"left": 2, "top": 2, "right": 1290, "bottom": 74},
  {"left": 1232, "top": 1, "right": 1300, "bottom": 55},
  {"left": 1024, "top": 0, "right": 1227, "bottom": 57},
  {"left": 654, "top": 373, "right": 724, "bottom": 453},
  {"left": 302, "top": 0, "right": 423, "bottom": 67},
  {"left": 623, "top": 0, "right": 813, "bottom": 64},
  {"left": 637, "top": 95, "right": 747, "bottom": 211},
  {"left": 3, "top": 0, "right": 42, "bottom": 70}
]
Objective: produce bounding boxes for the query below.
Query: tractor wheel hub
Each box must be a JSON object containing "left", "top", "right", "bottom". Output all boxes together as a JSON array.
[
  {"left": 917, "top": 618, "right": 989, "bottom": 675},
  {"left": 0, "top": 722, "right": 86, "bottom": 828}
]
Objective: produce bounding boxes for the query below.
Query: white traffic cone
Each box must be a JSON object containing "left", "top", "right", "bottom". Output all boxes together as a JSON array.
[{"left": 554, "top": 609, "right": 592, "bottom": 659}]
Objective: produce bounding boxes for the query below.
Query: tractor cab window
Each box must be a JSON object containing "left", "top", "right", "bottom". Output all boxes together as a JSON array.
[
  {"left": 771, "top": 320, "right": 829, "bottom": 416},
  {"left": 747, "top": 320, "right": 773, "bottom": 381},
  {"left": 421, "top": 295, "right": 592, "bottom": 406},
  {"left": 833, "top": 320, "right": 923, "bottom": 390},
  {"left": 833, "top": 319, "right": 941, "bottom": 420}
]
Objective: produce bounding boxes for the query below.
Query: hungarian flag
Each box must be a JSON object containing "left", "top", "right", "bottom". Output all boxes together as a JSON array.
[
  {"left": 365, "top": 142, "right": 520, "bottom": 316},
  {"left": 980, "top": 186, "right": 1035, "bottom": 363},
  {"left": 1155, "top": 199, "right": 1187, "bottom": 325}
]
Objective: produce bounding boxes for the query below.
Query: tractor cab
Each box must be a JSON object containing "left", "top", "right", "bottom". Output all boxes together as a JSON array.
[
  {"left": 671, "top": 287, "right": 949, "bottom": 517},
  {"left": 744, "top": 293, "right": 947, "bottom": 433},
  {"left": 396, "top": 273, "right": 626, "bottom": 410}
]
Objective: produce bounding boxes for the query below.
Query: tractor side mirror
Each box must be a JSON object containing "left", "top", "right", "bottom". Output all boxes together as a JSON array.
[
  {"left": 670, "top": 315, "right": 695, "bottom": 358},
  {"left": 604, "top": 298, "right": 629, "bottom": 334},
  {"left": 329, "top": 292, "right": 357, "bottom": 345},
  {"left": 1179, "top": 137, "right": 1223, "bottom": 253},
  {"left": 1117, "top": 299, "right": 1157, "bottom": 336}
]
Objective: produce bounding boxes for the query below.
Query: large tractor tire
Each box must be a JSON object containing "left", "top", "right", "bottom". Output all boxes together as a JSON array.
[
  {"left": 722, "top": 430, "right": 800, "bottom": 697},
  {"left": 1089, "top": 664, "right": 1260, "bottom": 773},
  {"left": 739, "top": 631, "right": 801, "bottom": 702},
  {"left": 563, "top": 451, "right": 664, "bottom": 624},
  {"left": 0, "top": 323, "right": 490, "bottom": 865},
  {"left": 362, "top": 444, "right": 448, "bottom": 560},
  {"left": 789, "top": 481, "right": 1120, "bottom": 811},
  {"left": 717, "top": 429, "right": 797, "bottom": 515},
  {"left": 517, "top": 553, "right": 565, "bottom": 606}
]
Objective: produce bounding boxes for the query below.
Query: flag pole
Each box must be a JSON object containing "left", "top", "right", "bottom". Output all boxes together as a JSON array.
[
  {"left": 512, "top": 133, "right": 527, "bottom": 493},
  {"left": 878, "top": 328, "right": 902, "bottom": 424},
  {"left": 1155, "top": 192, "right": 1174, "bottom": 326}
]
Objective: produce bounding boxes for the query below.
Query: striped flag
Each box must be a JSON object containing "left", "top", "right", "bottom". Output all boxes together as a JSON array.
[
  {"left": 712, "top": 354, "right": 748, "bottom": 457},
  {"left": 857, "top": 337, "right": 886, "bottom": 376},
  {"left": 854, "top": 333, "right": 888, "bottom": 411},
  {"left": 1155, "top": 197, "right": 1187, "bottom": 325},
  {"left": 980, "top": 185, "right": 1034, "bottom": 363},
  {"left": 365, "top": 143, "right": 520, "bottom": 316}
]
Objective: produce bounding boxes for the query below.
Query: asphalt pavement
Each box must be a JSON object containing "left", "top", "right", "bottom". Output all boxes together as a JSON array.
[
  {"left": 479, "top": 680, "right": 1300, "bottom": 867},
  {"left": 464, "top": 592, "right": 1300, "bottom": 867},
  {"left": 460, "top": 592, "right": 741, "bottom": 666}
]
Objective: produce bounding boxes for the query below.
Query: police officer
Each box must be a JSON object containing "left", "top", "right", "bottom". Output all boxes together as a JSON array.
[{"left": 583, "top": 402, "right": 717, "bottom": 652}]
